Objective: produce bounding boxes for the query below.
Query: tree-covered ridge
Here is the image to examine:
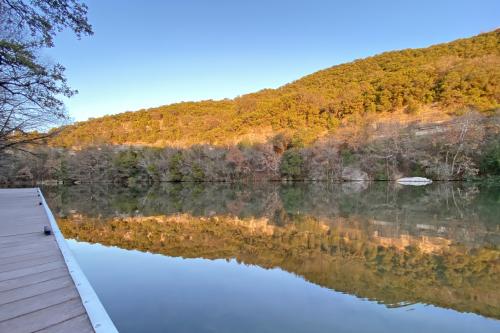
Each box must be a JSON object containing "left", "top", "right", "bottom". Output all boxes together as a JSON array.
[
  {"left": 6, "top": 111, "right": 497, "bottom": 182},
  {"left": 50, "top": 30, "right": 500, "bottom": 147},
  {"left": 58, "top": 213, "right": 500, "bottom": 319}
]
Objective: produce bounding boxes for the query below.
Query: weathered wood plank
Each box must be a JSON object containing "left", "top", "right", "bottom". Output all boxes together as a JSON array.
[
  {"left": 0, "top": 232, "right": 39, "bottom": 239},
  {"left": 0, "top": 224, "right": 48, "bottom": 237},
  {"left": 0, "top": 285, "right": 79, "bottom": 321},
  {"left": 0, "top": 243, "right": 59, "bottom": 259},
  {"left": 0, "top": 275, "right": 74, "bottom": 305},
  {"left": 0, "top": 267, "right": 68, "bottom": 292},
  {"left": 0, "top": 188, "right": 98, "bottom": 332},
  {"left": 0, "top": 232, "right": 44, "bottom": 242},
  {"left": 36, "top": 314, "right": 94, "bottom": 333},
  {"left": 0, "top": 237, "right": 54, "bottom": 250},
  {"left": 0, "top": 254, "right": 61, "bottom": 273},
  {"left": 0, "top": 260, "right": 66, "bottom": 282},
  {"left": 0, "top": 298, "right": 87, "bottom": 333},
  {"left": 0, "top": 234, "right": 48, "bottom": 247},
  {"left": 0, "top": 249, "right": 61, "bottom": 266}
]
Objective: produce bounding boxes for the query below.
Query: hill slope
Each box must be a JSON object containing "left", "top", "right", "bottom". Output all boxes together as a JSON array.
[{"left": 51, "top": 30, "right": 500, "bottom": 148}]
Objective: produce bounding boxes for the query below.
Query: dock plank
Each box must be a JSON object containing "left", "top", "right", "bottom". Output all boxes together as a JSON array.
[
  {"left": 0, "top": 298, "right": 87, "bottom": 333},
  {"left": 0, "top": 233, "right": 47, "bottom": 245},
  {"left": 0, "top": 188, "right": 95, "bottom": 332},
  {"left": 0, "top": 285, "right": 79, "bottom": 321},
  {"left": 0, "top": 250, "right": 62, "bottom": 266},
  {"left": 0, "top": 239, "right": 53, "bottom": 250},
  {"left": 0, "top": 261, "right": 66, "bottom": 281},
  {"left": 0, "top": 254, "right": 62, "bottom": 273},
  {"left": 36, "top": 314, "right": 95, "bottom": 333},
  {"left": 0, "top": 268, "right": 68, "bottom": 292},
  {"left": 0, "top": 276, "right": 74, "bottom": 305},
  {"left": 0, "top": 244, "right": 57, "bottom": 259}
]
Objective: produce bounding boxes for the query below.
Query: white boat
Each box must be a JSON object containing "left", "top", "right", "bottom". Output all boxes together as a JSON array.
[{"left": 396, "top": 177, "right": 433, "bottom": 186}]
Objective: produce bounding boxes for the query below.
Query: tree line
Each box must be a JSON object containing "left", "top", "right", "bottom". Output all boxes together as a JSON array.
[{"left": 2, "top": 111, "right": 499, "bottom": 184}]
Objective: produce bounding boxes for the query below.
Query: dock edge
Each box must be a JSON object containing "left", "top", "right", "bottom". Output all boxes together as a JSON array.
[{"left": 37, "top": 188, "right": 119, "bottom": 333}]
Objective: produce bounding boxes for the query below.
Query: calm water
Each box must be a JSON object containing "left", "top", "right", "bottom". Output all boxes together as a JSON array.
[{"left": 43, "top": 182, "right": 500, "bottom": 333}]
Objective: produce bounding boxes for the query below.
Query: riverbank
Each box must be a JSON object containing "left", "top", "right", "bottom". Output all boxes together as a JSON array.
[{"left": 1, "top": 112, "right": 499, "bottom": 185}]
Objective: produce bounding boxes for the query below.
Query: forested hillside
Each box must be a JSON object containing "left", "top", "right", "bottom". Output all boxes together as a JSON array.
[{"left": 50, "top": 29, "right": 500, "bottom": 148}]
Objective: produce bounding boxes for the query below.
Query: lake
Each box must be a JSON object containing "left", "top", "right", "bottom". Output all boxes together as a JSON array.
[{"left": 42, "top": 181, "right": 500, "bottom": 333}]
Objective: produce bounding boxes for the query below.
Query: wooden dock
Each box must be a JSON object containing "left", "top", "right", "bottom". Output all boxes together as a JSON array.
[{"left": 0, "top": 188, "right": 117, "bottom": 333}]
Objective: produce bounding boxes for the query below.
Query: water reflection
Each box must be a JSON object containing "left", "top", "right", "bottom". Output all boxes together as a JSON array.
[
  {"left": 46, "top": 182, "right": 500, "bottom": 246},
  {"left": 44, "top": 182, "right": 500, "bottom": 325}
]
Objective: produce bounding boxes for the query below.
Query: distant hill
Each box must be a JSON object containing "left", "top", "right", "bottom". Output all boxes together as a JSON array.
[{"left": 51, "top": 29, "right": 500, "bottom": 148}]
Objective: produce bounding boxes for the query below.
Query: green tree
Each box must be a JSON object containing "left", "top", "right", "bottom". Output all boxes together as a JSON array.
[
  {"left": 480, "top": 141, "right": 500, "bottom": 175},
  {"left": 280, "top": 149, "right": 304, "bottom": 179},
  {"left": 113, "top": 150, "right": 139, "bottom": 182},
  {"left": 168, "top": 152, "right": 183, "bottom": 181}
]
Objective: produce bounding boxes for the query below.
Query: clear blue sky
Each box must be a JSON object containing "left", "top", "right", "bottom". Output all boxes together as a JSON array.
[{"left": 46, "top": 0, "right": 499, "bottom": 121}]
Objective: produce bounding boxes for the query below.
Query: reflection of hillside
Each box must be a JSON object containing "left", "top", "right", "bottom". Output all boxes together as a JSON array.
[
  {"left": 372, "top": 232, "right": 450, "bottom": 253},
  {"left": 58, "top": 213, "right": 500, "bottom": 319},
  {"left": 45, "top": 182, "right": 500, "bottom": 248}
]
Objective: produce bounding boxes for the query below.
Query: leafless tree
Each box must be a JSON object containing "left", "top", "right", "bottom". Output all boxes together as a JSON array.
[{"left": 0, "top": 0, "right": 92, "bottom": 154}]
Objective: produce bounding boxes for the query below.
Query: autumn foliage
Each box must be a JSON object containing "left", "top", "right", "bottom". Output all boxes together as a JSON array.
[{"left": 49, "top": 30, "right": 500, "bottom": 148}]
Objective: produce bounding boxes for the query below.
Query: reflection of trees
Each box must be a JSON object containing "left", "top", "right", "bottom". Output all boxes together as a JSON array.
[
  {"left": 58, "top": 213, "right": 500, "bottom": 319},
  {"left": 46, "top": 182, "right": 500, "bottom": 318},
  {"left": 44, "top": 182, "right": 500, "bottom": 247}
]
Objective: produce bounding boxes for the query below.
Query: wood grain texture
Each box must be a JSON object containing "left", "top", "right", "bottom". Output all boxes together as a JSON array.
[{"left": 0, "top": 188, "right": 94, "bottom": 332}]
